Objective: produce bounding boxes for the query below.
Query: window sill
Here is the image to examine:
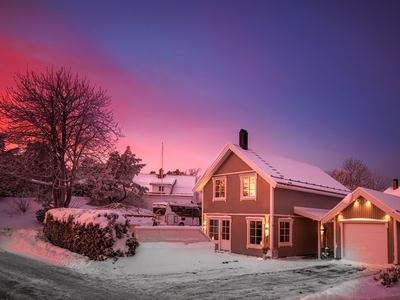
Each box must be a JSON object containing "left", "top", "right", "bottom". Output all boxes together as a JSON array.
[
  {"left": 278, "top": 243, "right": 293, "bottom": 247},
  {"left": 212, "top": 198, "right": 226, "bottom": 202},
  {"left": 246, "top": 244, "right": 263, "bottom": 249},
  {"left": 240, "top": 197, "right": 256, "bottom": 201}
]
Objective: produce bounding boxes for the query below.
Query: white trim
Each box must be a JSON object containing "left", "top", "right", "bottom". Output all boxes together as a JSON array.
[
  {"left": 212, "top": 176, "right": 227, "bottom": 202},
  {"left": 395, "top": 220, "right": 398, "bottom": 264},
  {"left": 333, "top": 216, "right": 337, "bottom": 258},
  {"left": 270, "top": 185, "right": 275, "bottom": 252},
  {"left": 278, "top": 218, "right": 294, "bottom": 247},
  {"left": 213, "top": 170, "right": 255, "bottom": 177},
  {"left": 207, "top": 216, "right": 232, "bottom": 252},
  {"left": 318, "top": 221, "right": 321, "bottom": 259},
  {"left": 338, "top": 218, "right": 389, "bottom": 223},
  {"left": 276, "top": 183, "right": 348, "bottom": 198},
  {"left": 246, "top": 217, "right": 265, "bottom": 249},
  {"left": 205, "top": 213, "right": 267, "bottom": 217},
  {"left": 240, "top": 173, "right": 257, "bottom": 201}
]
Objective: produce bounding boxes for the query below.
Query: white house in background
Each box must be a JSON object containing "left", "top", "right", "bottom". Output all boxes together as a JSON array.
[{"left": 133, "top": 169, "right": 199, "bottom": 209}]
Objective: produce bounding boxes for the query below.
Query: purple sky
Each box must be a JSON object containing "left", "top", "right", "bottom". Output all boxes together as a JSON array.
[{"left": 1, "top": 0, "right": 399, "bottom": 180}]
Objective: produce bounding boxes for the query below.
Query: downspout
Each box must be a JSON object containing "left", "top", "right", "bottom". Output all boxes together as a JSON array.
[{"left": 270, "top": 185, "right": 274, "bottom": 253}]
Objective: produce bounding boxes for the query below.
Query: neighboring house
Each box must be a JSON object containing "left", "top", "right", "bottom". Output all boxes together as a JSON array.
[
  {"left": 321, "top": 180, "right": 400, "bottom": 264},
  {"left": 133, "top": 169, "right": 198, "bottom": 209},
  {"left": 193, "top": 130, "right": 349, "bottom": 258}
]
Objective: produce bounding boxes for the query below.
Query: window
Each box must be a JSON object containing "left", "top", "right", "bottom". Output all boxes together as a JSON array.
[
  {"left": 209, "top": 219, "right": 219, "bottom": 241},
  {"left": 246, "top": 217, "right": 263, "bottom": 249},
  {"left": 212, "top": 176, "right": 226, "bottom": 201},
  {"left": 158, "top": 186, "right": 164, "bottom": 192},
  {"left": 278, "top": 218, "right": 294, "bottom": 247},
  {"left": 240, "top": 173, "right": 257, "bottom": 200}
]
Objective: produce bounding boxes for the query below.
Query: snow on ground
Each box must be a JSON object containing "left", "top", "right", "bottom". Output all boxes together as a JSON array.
[{"left": 1, "top": 196, "right": 400, "bottom": 299}]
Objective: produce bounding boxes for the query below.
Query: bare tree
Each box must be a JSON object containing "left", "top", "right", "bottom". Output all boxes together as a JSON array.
[
  {"left": 327, "top": 157, "right": 390, "bottom": 192},
  {"left": 0, "top": 67, "right": 123, "bottom": 208}
]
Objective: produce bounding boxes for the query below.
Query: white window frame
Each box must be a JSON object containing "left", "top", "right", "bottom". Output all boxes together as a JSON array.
[
  {"left": 212, "top": 176, "right": 227, "bottom": 201},
  {"left": 240, "top": 173, "right": 257, "bottom": 201},
  {"left": 246, "top": 217, "right": 264, "bottom": 249},
  {"left": 208, "top": 218, "right": 220, "bottom": 242},
  {"left": 278, "top": 218, "right": 294, "bottom": 247}
]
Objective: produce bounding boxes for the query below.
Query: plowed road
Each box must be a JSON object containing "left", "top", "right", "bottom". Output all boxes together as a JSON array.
[{"left": 0, "top": 250, "right": 379, "bottom": 300}]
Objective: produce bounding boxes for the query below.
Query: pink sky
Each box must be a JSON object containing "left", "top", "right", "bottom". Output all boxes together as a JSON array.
[{"left": 1, "top": 0, "right": 399, "bottom": 179}]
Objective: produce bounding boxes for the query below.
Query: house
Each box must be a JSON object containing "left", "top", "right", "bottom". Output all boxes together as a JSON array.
[
  {"left": 133, "top": 169, "right": 199, "bottom": 209},
  {"left": 321, "top": 180, "right": 400, "bottom": 264},
  {"left": 193, "top": 130, "right": 349, "bottom": 257}
]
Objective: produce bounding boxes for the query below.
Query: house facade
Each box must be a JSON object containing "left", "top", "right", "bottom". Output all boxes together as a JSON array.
[
  {"left": 321, "top": 182, "right": 400, "bottom": 264},
  {"left": 193, "top": 130, "right": 349, "bottom": 258},
  {"left": 133, "top": 170, "right": 199, "bottom": 209}
]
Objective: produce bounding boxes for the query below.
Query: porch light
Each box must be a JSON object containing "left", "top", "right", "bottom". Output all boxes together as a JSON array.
[
  {"left": 203, "top": 215, "right": 207, "bottom": 233},
  {"left": 264, "top": 216, "right": 269, "bottom": 237},
  {"left": 320, "top": 224, "right": 325, "bottom": 235}
]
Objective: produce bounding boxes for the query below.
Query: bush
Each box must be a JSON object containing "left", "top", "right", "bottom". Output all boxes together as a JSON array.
[{"left": 43, "top": 208, "right": 139, "bottom": 261}]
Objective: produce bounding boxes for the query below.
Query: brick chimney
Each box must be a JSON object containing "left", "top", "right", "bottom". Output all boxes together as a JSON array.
[
  {"left": 394, "top": 179, "right": 399, "bottom": 190},
  {"left": 158, "top": 168, "right": 164, "bottom": 179},
  {"left": 239, "top": 129, "right": 248, "bottom": 150},
  {"left": 175, "top": 169, "right": 180, "bottom": 175}
]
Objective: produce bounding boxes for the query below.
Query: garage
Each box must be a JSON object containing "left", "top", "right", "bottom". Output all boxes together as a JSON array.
[
  {"left": 342, "top": 222, "right": 388, "bottom": 264},
  {"left": 321, "top": 187, "right": 400, "bottom": 264}
]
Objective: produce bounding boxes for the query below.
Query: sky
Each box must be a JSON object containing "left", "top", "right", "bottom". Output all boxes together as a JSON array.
[{"left": 1, "top": 0, "right": 399, "bottom": 180}]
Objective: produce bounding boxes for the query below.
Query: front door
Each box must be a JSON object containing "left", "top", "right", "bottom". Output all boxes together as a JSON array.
[{"left": 220, "top": 219, "right": 231, "bottom": 251}]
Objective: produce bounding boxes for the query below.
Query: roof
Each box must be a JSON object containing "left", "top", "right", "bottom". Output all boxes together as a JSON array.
[
  {"left": 133, "top": 174, "right": 197, "bottom": 196},
  {"left": 294, "top": 206, "right": 331, "bottom": 221},
  {"left": 321, "top": 187, "right": 400, "bottom": 224},
  {"left": 384, "top": 186, "right": 400, "bottom": 197},
  {"left": 193, "top": 142, "right": 349, "bottom": 196}
]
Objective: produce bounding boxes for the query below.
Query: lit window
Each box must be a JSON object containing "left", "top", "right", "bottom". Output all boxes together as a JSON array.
[
  {"left": 240, "top": 173, "right": 257, "bottom": 200},
  {"left": 278, "top": 218, "right": 294, "bottom": 247},
  {"left": 246, "top": 217, "right": 263, "bottom": 249},
  {"left": 209, "top": 219, "right": 219, "bottom": 241},
  {"left": 212, "top": 176, "right": 226, "bottom": 201}
]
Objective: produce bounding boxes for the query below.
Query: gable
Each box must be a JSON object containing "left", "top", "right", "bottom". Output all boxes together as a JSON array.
[
  {"left": 340, "top": 196, "right": 387, "bottom": 220},
  {"left": 215, "top": 152, "right": 252, "bottom": 175}
]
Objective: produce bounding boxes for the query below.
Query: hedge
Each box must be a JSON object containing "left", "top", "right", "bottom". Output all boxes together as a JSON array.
[{"left": 43, "top": 208, "right": 139, "bottom": 261}]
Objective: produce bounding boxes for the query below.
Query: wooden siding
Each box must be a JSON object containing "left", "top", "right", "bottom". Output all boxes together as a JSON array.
[
  {"left": 274, "top": 188, "right": 342, "bottom": 215},
  {"left": 333, "top": 198, "right": 394, "bottom": 263},
  {"left": 275, "top": 216, "right": 319, "bottom": 257},
  {"left": 203, "top": 152, "right": 270, "bottom": 215},
  {"left": 231, "top": 215, "right": 264, "bottom": 256},
  {"left": 214, "top": 152, "right": 252, "bottom": 175}
]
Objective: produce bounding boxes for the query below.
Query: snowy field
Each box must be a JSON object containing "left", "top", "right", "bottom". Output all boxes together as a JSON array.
[{"left": 1, "top": 197, "right": 400, "bottom": 299}]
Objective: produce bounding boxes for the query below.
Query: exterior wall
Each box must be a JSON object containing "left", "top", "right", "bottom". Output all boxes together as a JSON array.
[
  {"left": 274, "top": 216, "right": 319, "bottom": 257},
  {"left": 203, "top": 152, "right": 270, "bottom": 215},
  {"left": 333, "top": 197, "right": 394, "bottom": 263},
  {"left": 274, "top": 188, "right": 342, "bottom": 215}
]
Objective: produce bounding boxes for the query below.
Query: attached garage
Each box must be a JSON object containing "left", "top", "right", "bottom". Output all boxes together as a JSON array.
[
  {"left": 321, "top": 187, "right": 400, "bottom": 264},
  {"left": 341, "top": 221, "right": 388, "bottom": 264}
]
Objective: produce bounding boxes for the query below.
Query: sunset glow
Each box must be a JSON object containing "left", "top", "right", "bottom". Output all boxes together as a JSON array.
[{"left": 1, "top": 0, "right": 399, "bottom": 178}]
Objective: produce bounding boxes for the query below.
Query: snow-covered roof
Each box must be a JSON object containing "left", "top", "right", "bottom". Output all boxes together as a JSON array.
[
  {"left": 193, "top": 142, "right": 349, "bottom": 196},
  {"left": 321, "top": 187, "right": 400, "bottom": 224},
  {"left": 294, "top": 206, "right": 331, "bottom": 221},
  {"left": 133, "top": 174, "right": 197, "bottom": 196},
  {"left": 384, "top": 186, "right": 400, "bottom": 197},
  {"left": 150, "top": 178, "right": 177, "bottom": 186}
]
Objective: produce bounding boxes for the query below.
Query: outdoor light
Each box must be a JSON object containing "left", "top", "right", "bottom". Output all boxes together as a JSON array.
[{"left": 320, "top": 224, "right": 325, "bottom": 235}]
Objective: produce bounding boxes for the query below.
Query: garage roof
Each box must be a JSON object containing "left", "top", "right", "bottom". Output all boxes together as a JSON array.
[{"left": 321, "top": 187, "right": 400, "bottom": 224}]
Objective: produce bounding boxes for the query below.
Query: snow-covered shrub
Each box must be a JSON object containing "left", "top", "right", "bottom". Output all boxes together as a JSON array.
[
  {"left": 43, "top": 208, "right": 139, "bottom": 261},
  {"left": 373, "top": 266, "right": 400, "bottom": 288}
]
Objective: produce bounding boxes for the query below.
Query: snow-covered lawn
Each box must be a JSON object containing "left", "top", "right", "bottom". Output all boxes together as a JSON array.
[{"left": 1, "top": 197, "right": 400, "bottom": 299}]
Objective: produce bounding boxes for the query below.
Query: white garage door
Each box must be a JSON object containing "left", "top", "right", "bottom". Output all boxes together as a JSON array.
[{"left": 343, "top": 223, "right": 387, "bottom": 264}]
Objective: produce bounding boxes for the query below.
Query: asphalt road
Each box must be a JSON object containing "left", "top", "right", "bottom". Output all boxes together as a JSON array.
[{"left": 0, "top": 249, "right": 379, "bottom": 300}]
